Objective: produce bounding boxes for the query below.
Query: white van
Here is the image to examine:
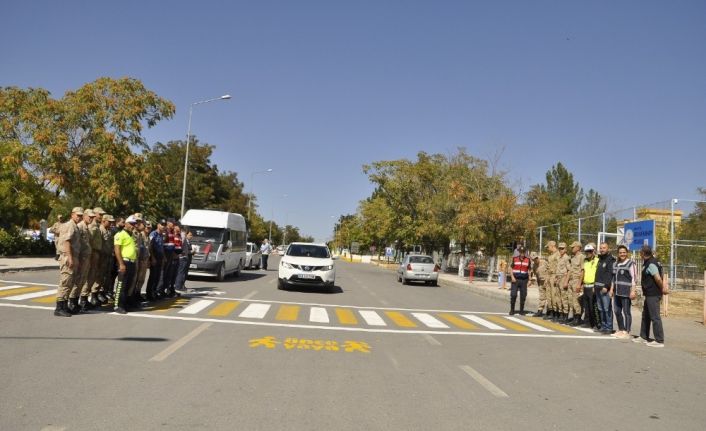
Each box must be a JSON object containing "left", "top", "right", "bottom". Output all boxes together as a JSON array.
[{"left": 181, "top": 209, "right": 247, "bottom": 281}]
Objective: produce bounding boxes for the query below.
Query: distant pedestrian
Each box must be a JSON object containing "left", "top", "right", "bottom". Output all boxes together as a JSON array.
[
  {"left": 260, "top": 239, "right": 272, "bottom": 270},
  {"left": 595, "top": 242, "right": 616, "bottom": 334},
  {"left": 509, "top": 246, "right": 531, "bottom": 315},
  {"left": 612, "top": 245, "right": 635, "bottom": 339},
  {"left": 634, "top": 245, "right": 668, "bottom": 347}
]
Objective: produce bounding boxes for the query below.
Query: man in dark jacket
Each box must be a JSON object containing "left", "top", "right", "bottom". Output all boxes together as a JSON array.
[{"left": 595, "top": 242, "right": 616, "bottom": 334}]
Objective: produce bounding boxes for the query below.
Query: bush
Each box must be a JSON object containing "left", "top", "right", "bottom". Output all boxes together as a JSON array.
[{"left": 0, "top": 227, "right": 55, "bottom": 256}]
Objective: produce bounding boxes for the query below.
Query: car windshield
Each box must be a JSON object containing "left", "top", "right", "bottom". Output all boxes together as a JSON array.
[
  {"left": 287, "top": 244, "right": 330, "bottom": 258},
  {"left": 409, "top": 256, "right": 434, "bottom": 264},
  {"left": 186, "top": 226, "right": 225, "bottom": 243}
]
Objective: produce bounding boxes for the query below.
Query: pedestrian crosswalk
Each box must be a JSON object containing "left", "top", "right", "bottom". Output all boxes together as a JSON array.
[{"left": 0, "top": 283, "right": 602, "bottom": 336}]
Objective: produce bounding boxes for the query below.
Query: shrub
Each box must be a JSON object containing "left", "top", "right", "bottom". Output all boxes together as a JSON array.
[{"left": 0, "top": 228, "right": 55, "bottom": 256}]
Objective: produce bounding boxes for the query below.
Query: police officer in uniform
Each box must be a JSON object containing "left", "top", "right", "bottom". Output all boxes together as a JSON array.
[
  {"left": 530, "top": 252, "right": 548, "bottom": 317},
  {"left": 565, "top": 241, "right": 585, "bottom": 326},
  {"left": 114, "top": 215, "right": 139, "bottom": 314},
  {"left": 54, "top": 208, "right": 82, "bottom": 317},
  {"left": 509, "top": 245, "right": 531, "bottom": 315},
  {"left": 544, "top": 241, "right": 559, "bottom": 320},
  {"left": 555, "top": 242, "right": 570, "bottom": 322}
]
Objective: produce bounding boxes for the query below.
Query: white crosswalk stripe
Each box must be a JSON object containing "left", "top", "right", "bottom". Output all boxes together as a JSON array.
[
  {"left": 309, "top": 307, "right": 329, "bottom": 323},
  {"left": 505, "top": 316, "right": 553, "bottom": 332},
  {"left": 0, "top": 285, "right": 24, "bottom": 292},
  {"left": 412, "top": 312, "right": 449, "bottom": 328},
  {"left": 5, "top": 289, "right": 55, "bottom": 301},
  {"left": 178, "top": 299, "right": 215, "bottom": 315},
  {"left": 239, "top": 303, "right": 271, "bottom": 319},
  {"left": 462, "top": 314, "right": 506, "bottom": 330},
  {"left": 359, "top": 310, "right": 386, "bottom": 326}
]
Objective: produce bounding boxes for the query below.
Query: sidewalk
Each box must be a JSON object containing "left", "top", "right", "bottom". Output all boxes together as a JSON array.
[{"left": 0, "top": 256, "right": 59, "bottom": 273}]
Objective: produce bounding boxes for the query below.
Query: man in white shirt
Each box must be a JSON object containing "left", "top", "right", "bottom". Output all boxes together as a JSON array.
[{"left": 260, "top": 239, "right": 273, "bottom": 270}]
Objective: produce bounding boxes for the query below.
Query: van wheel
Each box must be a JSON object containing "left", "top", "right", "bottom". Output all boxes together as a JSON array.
[{"left": 216, "top": 263, "right": 225, "bottom": 282}]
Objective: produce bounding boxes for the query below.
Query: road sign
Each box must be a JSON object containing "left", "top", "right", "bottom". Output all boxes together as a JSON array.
[
  {"left": 385, "top": 247, "right": 393, "bottom": 257},
  {"left": 622, "top": 220, "right": 656, "bottom": 251}
]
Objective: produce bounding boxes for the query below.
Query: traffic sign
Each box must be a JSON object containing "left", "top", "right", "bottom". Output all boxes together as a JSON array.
[
  {"left": 385, "top": 247, "right": 393, "bottom": 257},
  {"left": 622, "top": 220, "right": 656, "bottom": 251}
]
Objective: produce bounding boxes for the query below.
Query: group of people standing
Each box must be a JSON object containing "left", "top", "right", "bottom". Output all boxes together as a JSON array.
[
  {"left": 509, "top": 241, "right": 668, "bottom": 347},
  {"left": 50, "top": 207, "right": 194, "bottom": 317}
]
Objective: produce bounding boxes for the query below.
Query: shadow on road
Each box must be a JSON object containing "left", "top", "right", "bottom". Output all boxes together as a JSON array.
[
  {"left": 0, "top": 336, "right": 169, "bottom": 342},
  {"left": 282, "top": 285, "right": 344, "bottom": 295}
]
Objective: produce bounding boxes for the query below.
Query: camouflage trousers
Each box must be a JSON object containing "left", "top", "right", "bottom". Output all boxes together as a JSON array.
[
  {"left": 550, "top": 275, "right": 564, "bottom": 313},
  {"left": 70, "top": 253, "right": 91, "bottom": 299},
  {"left": 563, "top": 277, "right": 582, "bottom": 315},
  {"left": 128, "top": 259, "right": 150, "bottom": 298},
  {"left": 56, "top": 253, "right": 77, "bottom": 301},
  {"left": 536, "top": 279, "right": 548, "bottom": 312},
  {"left": 82, "top": 250, "right": 102, "bottom": 296}
]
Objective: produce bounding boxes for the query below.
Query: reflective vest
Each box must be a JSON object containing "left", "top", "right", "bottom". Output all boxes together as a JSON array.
[
  {"left": 614, "top": 258, "right": 635, "bottom": 298},
  {"left": 511, "top": 256, "right": 531, "bottom": 279},
  {"left": 583, "top": 257, "right": 599, "bottom": 285}
]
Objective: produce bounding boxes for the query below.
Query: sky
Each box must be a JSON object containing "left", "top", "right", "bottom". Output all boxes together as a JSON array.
[{"left": 4, "top": 0, "right": 706, "bottom": 241}]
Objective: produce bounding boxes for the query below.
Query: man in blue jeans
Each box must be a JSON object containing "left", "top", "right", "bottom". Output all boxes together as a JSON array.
[{"left": 594, "top": 242, "right": 616, "bottom": 334}]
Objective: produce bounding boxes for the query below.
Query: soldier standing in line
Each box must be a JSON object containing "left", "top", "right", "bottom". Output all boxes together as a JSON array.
[
  {"left": 49, "top": 214, "right": 64, "bottom": 260},
  {"left": 99, "top": 214, "right": 115, "bottom": 301},
  {"left": 565, "top": 241, "right": 585, "bottom": 326},
  {"left": 530, "top": 252, "right": 548, "bottom": 317},
  {"left": 544, "top": 241, "right": 559, "bottom": 321},
  {"left": 53, "top": 208, "right": 82, "bottom": 317},
  {"left": 69, "top": 208, "right": 94, "bottom": 313},
  {"left": 555, "top": 242, "right": 570, "bottom": 323},
  {"left": 87, "top": 207, "right": 105, "bottom": 306}
]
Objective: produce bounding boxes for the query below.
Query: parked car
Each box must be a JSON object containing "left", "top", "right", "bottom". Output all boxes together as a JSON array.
[
  {"left": 397, "top": 254, "right": 439, "bottom": 286},
  {"left": 278, "top": 242, "right": 336, "bottom": 291},
  {"left": 275, "top": 245, "right": 287, "bottom": 256},
  {"left": 245, "top": 242, "right": 262, "bottom": 269}
]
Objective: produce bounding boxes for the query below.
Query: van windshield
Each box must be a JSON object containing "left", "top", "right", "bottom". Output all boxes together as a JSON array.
[{"left": 186, "top": 226, "right": 225, "bottom": 243}]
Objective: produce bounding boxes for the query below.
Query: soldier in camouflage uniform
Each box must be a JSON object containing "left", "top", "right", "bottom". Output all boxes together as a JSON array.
[
  {"left": 54, "top": 208, "right": 82, "bottom": 317},
  {"left": 544, "top": 241, "right": 559, "bottom": 321},
  {"left": 69, "top": 209, "right": 94, "bottom": 313},
  {"left": 565, "top": 241, "right": 585, "bottom": 326},
  {"left": 555, "top": 242, "right": 571, "bottom": 323},
  {"left": 100, "top": 215, "right": 116, "bottom": 300},
  {"left": 86, "top": 207, "right": 105, "bottom": 306},
  {"left": 530, "top": 252, "right": 548, "bottom": 317}
]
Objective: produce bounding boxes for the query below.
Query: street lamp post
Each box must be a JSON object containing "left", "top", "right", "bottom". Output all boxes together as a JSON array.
[
  {"left": 247, "top": 168, "right": 273, "bottom": 222},
  {"left": 181, "top": 94, "right": 231, "bottom": 219},
  {"left": 270, "top": 194, "right": 287, "bottom": 243}
]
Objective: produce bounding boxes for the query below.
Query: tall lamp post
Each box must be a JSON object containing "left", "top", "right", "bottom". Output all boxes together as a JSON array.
[
  {"left": 181, "top": 94, "right": 231, "bottom": 219},
  {"left": 247, "top": 168, "right": 273, "bottom": 222},
  {"left": 269, "top": 194, "right": 287, "bottom": 243}
]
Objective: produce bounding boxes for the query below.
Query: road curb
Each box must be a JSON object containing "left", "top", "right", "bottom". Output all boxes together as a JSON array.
[
  {"left": 439, "top": 275, "right": 539, "bottom": 310},
  {"left": 0, "top": 265, "right": 59, "bottom": 273}
]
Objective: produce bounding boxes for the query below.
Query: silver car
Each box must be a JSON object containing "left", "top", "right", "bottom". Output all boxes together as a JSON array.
[
  {"left": 245, "top": 242, "right": 262, "bottom": 269},
  {"left": 397, "top": 254, "right": 439, "bottom": 286}
]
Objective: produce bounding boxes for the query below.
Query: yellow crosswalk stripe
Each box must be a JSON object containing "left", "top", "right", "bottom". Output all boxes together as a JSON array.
[
  {"left": 208, "top": 301, "right": 240, "bottom": 317},
  {"left": 0, "top": 287, "right": 42, "bottom": 297},
  {"left": 385, "top": 311, "right": 417, "bottom": 328},
  {"left": 483, "top": 315, "right": 531, "bottom": 332},
  {"left": 152, "top": 298, "right": 189, "bottom": 313},
  {"left": 438, "top": 313, "right": 477, "bottom": 330},
  {"left": 335, "top": 308, "right": 358, "bottom": 325},
  {"left": 33, "top": 295, "right": 58, "bottom": 304},
  {"left": 275, "top": 305, "right": 300, "bottom": 321},
  {"left": 525, "top": 317, "right": 577, "bottom": 334}
]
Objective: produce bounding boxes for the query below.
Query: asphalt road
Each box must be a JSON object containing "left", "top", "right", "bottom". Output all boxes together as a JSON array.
[{"left": 1, "top": 256, "right": 705, "bottom": 430}]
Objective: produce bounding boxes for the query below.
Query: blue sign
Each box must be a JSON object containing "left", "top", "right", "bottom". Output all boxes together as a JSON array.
[
  {"left": 622, "top": 220, "right": 656, "bottom": 251},
  {"left": 385, "top": 247, "right": 394, "bottom": 257}
]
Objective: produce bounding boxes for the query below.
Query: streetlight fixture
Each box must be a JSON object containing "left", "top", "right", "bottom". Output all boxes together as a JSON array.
[
  {"left": 180, "top": 94, "right": 231, "bottom": 218},
  {"left": 247, "top": 168, "right": 273, "bottom": 222}
]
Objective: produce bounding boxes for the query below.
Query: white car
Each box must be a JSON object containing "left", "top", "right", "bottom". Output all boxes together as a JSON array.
[
  {"left": 278, "top": 242, "right": 336, "bottom": 291},
  {"left": 245, "top": 242, "right": 262, "bottom": 269},
  {"left": 397, "top": 254, "right": 439, "bottom": 286}
]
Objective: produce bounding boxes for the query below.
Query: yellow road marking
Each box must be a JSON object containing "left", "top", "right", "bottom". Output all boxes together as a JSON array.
[
  {"left": 152, "top": 298, "right": 189, "bottom": 313},
  {"left": 385, "top": 311, "right": 417, "bottom": 328},
  {"left": 335, "top": 308, "right": 358, "bottom": 325},
  {"left": 275, "top": 305, "right": 300, "bottom": 321},
  {"left": 0, "top": 287, "right": 42, "bottom": 297},
  {"left": 33, "top": 296, "right": 58, "bottom": 304},
  {"left": 438, "top": 313, "right": 477, "bottom": 330},
  {"left": 526, "top": 317, "right": 578, "bottom": 334},
  {"left": 484, "top": 315, "right": 531, "bottom": 332},
  {"left": 208, "top": 300, "right": 240, "bottom": 317}
]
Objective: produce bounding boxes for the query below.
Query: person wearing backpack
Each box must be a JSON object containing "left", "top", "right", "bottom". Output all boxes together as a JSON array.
[{"left": 634, "top": 245, "right": 668, "bottom": 347}]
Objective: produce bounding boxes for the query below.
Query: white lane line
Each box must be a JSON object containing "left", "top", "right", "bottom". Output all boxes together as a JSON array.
[
  {"left": 41, "top": 426, "right": 67, "bottom": 431},
  {"left": 359, "top": 310, "right": 387, "bottom": 326},
  {"left": 505, "top": 316, "right": 553, "bottom": 332},
  {"left": 412, "top": 312, "right": 449, "bottom": 329},
  {"left": 5, "top": 289, "right": 55, "bottom": 300},
  {"left": 178, "top": 299, "right": 215, "bottom": 315},
  {"left": 239, "top": 303, "right": 271, "bottom": 319},
  {"left": 421, "top": 334, "right": 442, "bottom": 346},
  {"left": 462, "top": 314, "right": 506, "bottom": 330},
  {"left": 0, "top": 285, "right": 24, "bottom": 292},
  {"left": 460, "top": 365, "right": 509, "bottom": 398},
  {"left": 575, "top": 327, "right": 596, "bottom": 334},
  {"left": 242, "top": 290, "right": 258, "bottom": 300},
  {"left": 149, "top": 323, "right": 212, "bottom": 362},
  {"left": 0, "top": 303, "right": 615, "bottom": 339},
  {"left": 309, "top": 307, "right": 330, "bottom": 323}
]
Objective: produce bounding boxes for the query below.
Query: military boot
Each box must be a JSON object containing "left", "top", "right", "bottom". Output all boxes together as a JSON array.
[
  {"left": 54, "top": 300, "right": 71, "bottom": 317},
  {"left": 79, "top": 295, "right": 91, "bottom": 312},
  {"left": 89, "top": 293, "right": 99, "bottom": 306},
  {"left": 569, "top": 315, "right": 582, "bottom": 327},
  {"left": 543, "top": 310, "right": 552, "bottom": 320},
  {"left": 67, "top": 298, "right": 79, "bottom": 314},
  {"left": 559, "top": 313, "right": 568, "bottom": 324}
]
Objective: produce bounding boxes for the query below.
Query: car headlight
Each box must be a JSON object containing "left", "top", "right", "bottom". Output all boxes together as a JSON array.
[
  {"left": 207, "top": 253, "right": 217, "bottom": 261},
  {"left": 321, "top": 265, "right": 333, "bottom": 271},
  {"left": 281, "top": 261, "right": 294, "bottom": 269}
]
